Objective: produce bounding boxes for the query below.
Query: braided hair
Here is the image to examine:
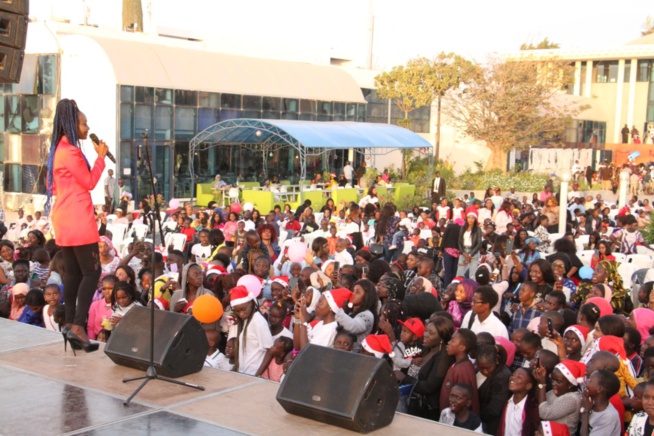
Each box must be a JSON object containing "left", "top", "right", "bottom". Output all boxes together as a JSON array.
[{"left": 45, "top": 99, "right": 89, "bottom": 215}]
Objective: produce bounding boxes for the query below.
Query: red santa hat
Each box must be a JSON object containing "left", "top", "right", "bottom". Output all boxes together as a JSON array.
[
  {"left": 230, "top": 285, "right": 254, "bottom": 307},
  {"left": 555, "top": 360, "right": 586, "bottom": 386},
  {"left": 323, "top": 288, "right": 353, "bottom": 313},
  {"left": 597, "top": 335, "right": 627, "bottom": 359},
  {"left": 361, "top": 334, "right": 394, "bottom": 358},
  {"left": 541, "top": 421, "right": 570, "bottom": 436},
  {"left": 563, "top": 324, "right": 589, "bottom": 349},
  {"left": 206, "top": 265, "right": 227, "bottom": 277},
  {"left": 153, "top": 297, "right": 169, "bottom": 311},
  {"left": 451, "top": 276, "right": 465, "bottom": 285},
  {"left": 271, "top": 276, "right": 289, "bottom": 288}
]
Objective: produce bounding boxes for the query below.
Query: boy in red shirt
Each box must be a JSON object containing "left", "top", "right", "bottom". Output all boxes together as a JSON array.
[{"left": 440, "top": 328, "right": 480, "bottom": 415}]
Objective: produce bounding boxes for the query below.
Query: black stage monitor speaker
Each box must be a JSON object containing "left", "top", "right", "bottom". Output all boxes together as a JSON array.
[
  {"left": 276, "top": 344, "right": 399, "bottom": 433},
  {"left": 104, "top": 306, "right": 209, "bottom": 378},
  {"left": 0, "top": 0, "right": 28, "bottom": 84}
]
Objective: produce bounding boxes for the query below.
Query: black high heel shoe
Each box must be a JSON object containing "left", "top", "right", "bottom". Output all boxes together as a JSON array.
[
  {"left": 66, "top": 330, "right": 99, "bottom": 354},
  {"left": 61, "top": 326, "right": 72, "bottom": 353}
]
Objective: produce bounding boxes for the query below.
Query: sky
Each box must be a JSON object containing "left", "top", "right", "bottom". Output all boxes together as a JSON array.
[{"left": 152, "top": 0, "right": 654, "bottom": 69}]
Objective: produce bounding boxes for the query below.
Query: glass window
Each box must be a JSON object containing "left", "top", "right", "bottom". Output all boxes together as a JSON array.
[
  {"left": 282, "top": 112, "right": 298, "bottom": 120},
  {"left": 242, "top": 109, "right": 261, "bottom": 118},
  {"left": 37, "top": 55, "right": 56, "bottom": 95},
  {"left": 199, "top": 92, "right": 220, "bottom": 108},
  {"left": 0, "top": 134, "right": 4, "bottom": 162},
  {"left": 120, "top": 103, "right": 134, "bottom": 140},
  {"left": 21, "top": 95, "right": 39, "bottom": 134},
  {"left": 298, "top": 113, "right": 316, "bottom": 121},
  {"left": 135, "top": 104, "right": 153, "bottom": 137},
  {"left": 220, "top": 108, "right": 241, "bottom": 120},
  {"left": 0, "top": 95, "right": 4, "bottom": 132},
  {"left": 175, "top": 90, "right": 197, "bottom": 106},
  {"left": 358, "top": 104, "right": 367, "bottom": 119},
  {"left": 4, "top": 163, "right": 21, "bottom": 192},
  {"left": 120, "top": 141, "right": 134, "bottom": 181},
  {"left": 21, "top": 135, "right": 40, "bottom": 165},
  {"left": 318, "top": 101, "right": 332, "bottom": 115},
  {"left": 155, "top": 106, "right": 173, "bottom": 141},
  {"left": 243, "top": 95, "right": 262, "bottom": 110},
  {"left": 637, "top": 60, "right": 651, "bottom": 82},
  {"left": 5, "top": 96, "right": 20, "bottom": 134},
  {"left": 221, "top": 93, "right": 241, "bottom": 109},
  {"left": 175, "top": 107, "right": 196, "bottom": 140},
  {"left": 300, "top": 100, "right": 316, "bottom": 114},
  {"left": 262, "top": 97, "right": 280, "bottom": 111},
  {"left": 624, "top": 62, "right": 631, "bottom": 83},
  {"left": 22, "top": 164, "right": 46, "bottom": 194},
  {"left": 6, "top": 134, "right": 20, "bottom": 163},
  {"left": 262, "top": 110, "right": 280, "bottom": 119},
  {"left": 333, "top": 102, "right": 345, "bottom": 116},
  {"left": 283, "top": 98, "right": 298, "bottom": 112},
  {"left": 121, "top": 85, "right": 134, "bottom": 102},
  {"left": 198, "top": 108, "right": 220, "bottom": 131},
  {"left": 156, "top": 88, "right": 173, "bottom": 105},
  {"left": 135, "top": 87, "right": 154, "bottom": 104},
  {"left": 595, "top": 61, "right": 619, "bottom": 83}
]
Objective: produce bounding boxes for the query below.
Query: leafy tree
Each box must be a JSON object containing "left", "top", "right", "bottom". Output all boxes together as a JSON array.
[
  {"left": 375, "top": 59, "right": 432, "bottom": 177},
  {"left": 520, "top": 38, "right": 560, "bottom": 50},
  {"left": 444, "top": 56, "right": 586, "bottom": 171},
  {"left": 123, "top": 0, "right": 143, "bottom": 32},
  {"left": 421, "top": 53, "right": 475, "bottom": 161}
]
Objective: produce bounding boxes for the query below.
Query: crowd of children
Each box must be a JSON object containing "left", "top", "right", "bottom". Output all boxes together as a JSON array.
[{"left": 3, "top": 181, "right": 654, "bottom": 435}]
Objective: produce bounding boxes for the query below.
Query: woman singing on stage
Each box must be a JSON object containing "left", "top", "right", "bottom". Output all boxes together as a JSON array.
[{"left": 46, "top": 99, "right": 108, "bottom": 353}]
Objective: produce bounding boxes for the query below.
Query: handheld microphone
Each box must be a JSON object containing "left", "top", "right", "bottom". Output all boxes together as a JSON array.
[{"left": 89, "top": 133, "right": 116, "bottom": 164}]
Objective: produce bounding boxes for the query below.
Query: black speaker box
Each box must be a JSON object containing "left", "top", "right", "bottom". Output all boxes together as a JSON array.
[
  {"left": 0, "top": 11, "right": 28, "bottom": 49},
  {"left": 0, "top": 45, "right": 23, "bottom": 83},
  {"left": 104, "top": 306, "right": 209, "bottom": 378},
  {"left": 276, "top": 345, "right": 399, "bottom": 433},
  {"left": 0, "top": 0, "right": 29, "bottom": 15}
]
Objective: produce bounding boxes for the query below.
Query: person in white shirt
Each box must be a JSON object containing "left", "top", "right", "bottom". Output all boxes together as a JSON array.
[
  {"left": 451, "top": 198, "right": 464, "bottom": 222},
  {"left": 228, "top": 286, "right": 274, "bottom": 376},
  {"left": 333, "top": 238, "right": 354, "bottom": 266},
  {"left": 460, "top": 286, "right": 509, "bottom": 339},
  {"left": 490, "top": 188, "right": 504, "bottom": 210},
  {"left": 295, "top": 288, "right": 351, "bottom": 349},
  {"left": 501, "top": 367, "right": 536, "bottom": 435},
  {"left": 343, "top": 161, "right": 354, "bottom": 185}
]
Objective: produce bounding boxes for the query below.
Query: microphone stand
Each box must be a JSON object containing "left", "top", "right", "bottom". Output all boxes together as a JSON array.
[{"left": 122, "top": 130, "right": 205, "bottom": 405}]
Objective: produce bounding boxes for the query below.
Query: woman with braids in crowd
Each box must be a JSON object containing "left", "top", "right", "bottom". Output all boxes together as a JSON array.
[{"left": 46, "top": 99, "right": 108, "bottom": 353}]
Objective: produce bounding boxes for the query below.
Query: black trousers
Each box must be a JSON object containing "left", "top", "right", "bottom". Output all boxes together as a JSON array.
[{"left": 62, "top": 243, "right": 101, "bottom": 326}]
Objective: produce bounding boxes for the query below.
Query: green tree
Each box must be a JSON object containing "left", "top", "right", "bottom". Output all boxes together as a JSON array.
[
  {"left": 520, "top": 37, "right": 560, "bottom": 50},
  {"left": 123, "top": 0, "right": 143, "bottom": 32},
  {"left": 375, "top": 59, "right": 432, "bottom": 177},
  {"left": 444, "top": 56, "right": 586, "bottom": 171},
  {"left": 421, "top": 53, "right": 475, "bottom": 161}
]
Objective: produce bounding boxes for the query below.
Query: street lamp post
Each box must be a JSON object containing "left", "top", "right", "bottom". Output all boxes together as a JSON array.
[
  {"left": 559, "top": 173, "right": 570, "bottom": 234},
  {"left": 618, "top": 170, "right": 629, "bottom": 208}
]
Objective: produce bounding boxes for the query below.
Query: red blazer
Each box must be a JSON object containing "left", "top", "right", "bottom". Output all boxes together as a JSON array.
[{"left": 51, "top": 136, "right": 105, "bottom": 247}]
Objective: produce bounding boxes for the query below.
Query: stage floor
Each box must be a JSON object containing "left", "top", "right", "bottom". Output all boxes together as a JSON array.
[{"left": 0, "top": 319, "right": 473, "bottom": 435}]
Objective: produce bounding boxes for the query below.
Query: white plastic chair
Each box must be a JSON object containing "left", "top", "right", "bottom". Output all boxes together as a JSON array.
[
  {"left": 420, "top": 229, "right": 432, "bottom": 240},
  {"left": 628, "top": 254, "right": 654, "bottom": 270},
  {"left": 132, "top": 223, "right": 149, "bottom": 240},
  {"left": 576, "top": 234, "right": 590, "bottom": 249},
  {"left": 637, "top": 245, "right": 654, "bottom": 256},
  {"left": 107, "top": 223, "right": 128, "bottom": 249},
  {"left": 118, "top": 237, "right": 134, "bottom": 258},
  {"left": 402, "top": 240, "right": 415, "bottom": 254},
  {"left": 618, "top": 262, "right": 637, "bottom": 290},
  {"left": 613, "top": 253, "right": 628, "bottom": 264},
  {"left": 578, "top": 250, "right": 594, "bottom": 267}
]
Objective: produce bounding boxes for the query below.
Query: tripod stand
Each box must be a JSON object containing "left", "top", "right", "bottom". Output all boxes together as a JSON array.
[{"left": 122, "top": 130, "right": 205, "bottom": 405}]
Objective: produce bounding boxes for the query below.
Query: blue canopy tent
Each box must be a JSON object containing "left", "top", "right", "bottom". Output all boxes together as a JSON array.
[{"left": 188, "top": 119, "right": 432, "bottom": 198}]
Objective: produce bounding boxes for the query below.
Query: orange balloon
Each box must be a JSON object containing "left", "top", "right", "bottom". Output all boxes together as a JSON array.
[{"left": 192, "top": 294, "right": 224, "bottom": 324}]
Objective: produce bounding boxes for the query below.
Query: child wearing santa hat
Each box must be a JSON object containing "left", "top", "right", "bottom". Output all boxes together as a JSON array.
[
  {"left": 536, "top": 420, "right": 570, "bottom": 436},
  {"left": 534, "top": 359, "right": 585, "bottom": 435},
  {"left": 553, "top": 324, "right": 589, "bottom": 362},
  {"left": 294, "top": 288, "right": 352, "bottom": 349},
  {"left": 228, "top": 285, "right": 274, "bottom": 376}
]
